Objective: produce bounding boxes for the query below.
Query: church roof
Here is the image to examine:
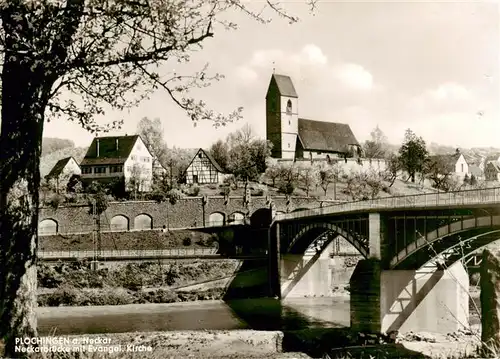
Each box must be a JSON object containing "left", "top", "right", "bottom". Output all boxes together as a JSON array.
[
  {"left": 297, "top": 118, "right": 359, "bottom": 153},
  {"left": 271, "top": 74, "right": 298, "bottom": 98}
]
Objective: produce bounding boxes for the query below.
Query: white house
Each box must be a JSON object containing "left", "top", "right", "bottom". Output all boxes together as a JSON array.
[
  {"left": 184, "top": 148, "right": 228, "bottom": 185},
  {"left": 45, "top": 156, "right": 81, "bottom": 192},
  {"left": 80, "top": 135, "right": 154, "bottom": 192},
  {"left": 429, "top": 151, "right": 469, "bottom": 178}
]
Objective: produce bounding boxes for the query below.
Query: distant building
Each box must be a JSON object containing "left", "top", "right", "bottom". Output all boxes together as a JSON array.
[
  {"left": 80, "top": 135, "right": 154, "bottom": 192},
  {"left": 468, "top": 165, "right": 484, "bottom": 181},
  {"left": 480, "top": 154, "right": 500, "bottom": 172},
  {"left": 45, "top": 156, "right": 81, "bottom": 192},
  {"left": 265, "top": 73, "right": 361, "bottom": 161},
  {"left": 152, "top": 158, "right": 167, "bottom": 177},
  {"left": 428, "top": 150, "right": 469, "bottom": 178},
  {"left": 184, "top": 148, "right": 227, "bottom": 185},
  {"left": 485, "top": 161, "right": 500, "bottom": 182}
]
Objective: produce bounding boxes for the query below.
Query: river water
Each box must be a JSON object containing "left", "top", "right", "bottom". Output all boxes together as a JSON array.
[{"left": 37, "top": 297, "right": 350, "bottom": 336}]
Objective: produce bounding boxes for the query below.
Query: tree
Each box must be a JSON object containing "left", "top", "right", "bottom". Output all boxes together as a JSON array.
[
  {"left": 264, "top": 162, "right": 282, "bottom": 187},
  {"left": 424, "top": 156, "right": 454, "bottom": 191},
  {"left": 298, "top": 164, "right": 319, "bottom": 197},
  {"left": 470, "top": 174, "right": 478, "bottom": 186},
  {"left": 226, "top": 125, "right": 272, "bottom": 184},
  {"left": 363, "top": 125, "right": 388, "bottom": 159},
  {"left": 137, "top": 117, "right": 168, "bottom": 167},
  {"left": 463, "top": 173, "right": 470, "bottom": 186},
  {"left": 128, "top": 163, "right": 149, "bottom": 199},
  {"left": 0, "top": 2, "right": 315, "bottom": 353},
  {"left": 382, "top": 154, "right": 401, "bottom": 187},
  {"left": 398, "top": 129, "right": 428, "bottom": 183},
  {"left": 209, "top": 139, "right": 229, "bottom": 172}
]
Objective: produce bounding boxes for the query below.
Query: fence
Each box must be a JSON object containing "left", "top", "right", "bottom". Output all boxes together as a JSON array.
[
  {"left": 39, "top": 248, "right": 218, "bottom": 260},
  {"left": 276, "top": 187, "right": 500, "bottom": 221}
]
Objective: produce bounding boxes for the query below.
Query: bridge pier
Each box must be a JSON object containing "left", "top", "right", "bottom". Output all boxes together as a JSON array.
[
  {"left": 350, "top": 259, "right": 470, "bottom": 335},
  {"left": 351, "top": 212, "right": 470, "bottom": 335}
]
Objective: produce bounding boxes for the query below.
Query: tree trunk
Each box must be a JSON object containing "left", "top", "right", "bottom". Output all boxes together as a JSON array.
[
  {"left": 480, "top": 249, "right": 500, "bottom": 357},
  {"left": 0, "top": 62, "right": 53, "bottom": 356}
]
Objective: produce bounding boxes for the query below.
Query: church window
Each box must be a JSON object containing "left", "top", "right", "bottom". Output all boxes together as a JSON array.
[{"left": 286, "top": 100, "right": 292, "bottom": 114}]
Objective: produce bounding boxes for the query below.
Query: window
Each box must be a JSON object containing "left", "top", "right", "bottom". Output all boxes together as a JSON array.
[
  {"left": 82, "top": 167, "right": 92, "bottom": 174},
  {"left": 131, "top": 155, "right": 137, "bottom": 160},
  {"left": 461, "top": 164, "right": 464, "bottom": 173},
  {"left": 193, "top": 175, "right": 198, "bottom": 184},
  {"left": 111, "top": 166, "right": 123, "bottom": 173},
  {"left": 93, "top": 166, "right": 106, "bottom": 174},
  {"left": 288, "top": 143, "right": 290, "bottom": 148},
  {"left": 286, "top": 99, "right": 292, "bottom": 114},
  {"left": 198, "top": 153, "right": 202, "bottom": 159},
  {"left": 288, "top": 119, "right": 291, "bottom": 125}
]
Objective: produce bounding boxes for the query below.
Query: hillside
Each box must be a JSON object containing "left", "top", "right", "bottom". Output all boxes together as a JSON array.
[
  {"left": 40, "top": 146, "right": 87, "bottom": 177},
  {"left": 42, "top": 137, "right": 75, "bottom": 157}
]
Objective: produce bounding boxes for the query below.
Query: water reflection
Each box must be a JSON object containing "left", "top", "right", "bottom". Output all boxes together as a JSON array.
[{"left": 38, "top": 297, "right": 350, "bottom": 336}]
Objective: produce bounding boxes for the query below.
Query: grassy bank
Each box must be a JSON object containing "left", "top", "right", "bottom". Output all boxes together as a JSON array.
[
  {"left": 38, "top": 260, "right": 241, "bottom": 307},
  {"left": 39, "top": 229, "right": 217, "bottom": 251}
]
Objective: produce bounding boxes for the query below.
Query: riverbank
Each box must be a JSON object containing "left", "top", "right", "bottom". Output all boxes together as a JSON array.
[
  {"left": 22, "top": 328, "right": 484, "bottom": 359},
  {"left": 37, "top": 259, "right": 253, "bottom": 306}
]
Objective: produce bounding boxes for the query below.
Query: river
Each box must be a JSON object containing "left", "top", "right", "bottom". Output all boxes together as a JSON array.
[{"left": 37, "top": 297, "right": 350, "bottom": 336}]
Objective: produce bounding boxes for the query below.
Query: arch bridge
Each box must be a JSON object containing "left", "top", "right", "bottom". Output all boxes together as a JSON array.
[{"left": 270, "top": 187, "right": 500, "bottom": 335}]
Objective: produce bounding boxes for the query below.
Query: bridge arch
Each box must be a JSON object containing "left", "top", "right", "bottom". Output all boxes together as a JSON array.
[
  {"left": 110, "top": 214, "right": 129, "bottom": 231},
  {"left": 134, "top": 213, "right": 153, "bottom": 230},
  {"left": 391, "top": 215, "right": 500, "bottom": 269},
  {"left": 39, "top": 218, "right": 58, "bottom": 236},
  {"left": 208, "top": 212, "right": 225, "bottom": 227},
  {"left": 227, "top": 211, "right": 244, "bottom": 225},
  {"left": 287, "top": 222, "right": 369, "bottom": 258}
]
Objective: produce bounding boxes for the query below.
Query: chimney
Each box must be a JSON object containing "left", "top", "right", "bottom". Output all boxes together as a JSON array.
[
  {"left": 96, "top": 139, "right": 100, "bottom": 157},
  {"left": 116, "top": 138, "right": 119, "bottom": 151}
]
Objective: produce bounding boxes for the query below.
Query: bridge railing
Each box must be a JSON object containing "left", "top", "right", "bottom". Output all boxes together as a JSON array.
[
  {"left": 275, "top": 187, "right": 500, "bottom": 221},
  {"left": 38, "top": 248, "right": 218, "bottom": 260}
]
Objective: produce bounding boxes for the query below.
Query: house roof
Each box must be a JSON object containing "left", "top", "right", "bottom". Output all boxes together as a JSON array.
[
  {"left": 46, "top": 157, "right": 77, "bottom": 178},
  {"left": 297, "top": 118, "right": 360, "bottom": 153},
  {"left": 485, "top": 154, "right": 500, "bottom": 163},
  {"left": 270, "top": 74, "right": 298, "bottom": 98},
  {"left": 186, "top": 148, "right": 225, "bottom": 173},
  {"left": 428, "top": 153, "right": 464, "bottom": 173},
  {"left": 80, "top": 135, "right": 140, "bottom": 166},
  {"left": 469, "top": 165, "right": 483, "bottom": 177},
  {"left": 486, "top": 161, "right": 500, "bottom": 173}
]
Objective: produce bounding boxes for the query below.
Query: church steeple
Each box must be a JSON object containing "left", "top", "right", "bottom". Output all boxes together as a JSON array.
[{"left": 265, "top": 74, "right": 299, "bottom": 159}]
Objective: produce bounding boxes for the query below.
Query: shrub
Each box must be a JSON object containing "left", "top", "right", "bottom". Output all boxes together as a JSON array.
[
  {"left": 219, "top": 185, "right": 231, "bottom": 196},
  {"left": 45, "top": 194, "right": 63, "bottom": 210},
  {"left": 278, "top": 182, "right": 295, "bottom": 195},
  {"left": 182, "top": 237, "right": 192, "bottom": 246},
  {"left": 187, "top": 185, "right": 200, "bottom": 197}
]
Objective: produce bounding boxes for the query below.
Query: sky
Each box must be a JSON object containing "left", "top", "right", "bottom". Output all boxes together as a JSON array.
[{"left": 43, "top": 0, "right": 500, "bottom": 150}]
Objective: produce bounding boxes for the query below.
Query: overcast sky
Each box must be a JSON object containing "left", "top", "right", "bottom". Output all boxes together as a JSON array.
[{"left": 43, "top": 0, "right": 500, "bottom": 150}]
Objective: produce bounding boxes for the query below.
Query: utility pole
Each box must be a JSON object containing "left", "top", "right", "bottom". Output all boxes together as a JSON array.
[{"left": 91, "top": 198, "right": 98, "bottom": 270}]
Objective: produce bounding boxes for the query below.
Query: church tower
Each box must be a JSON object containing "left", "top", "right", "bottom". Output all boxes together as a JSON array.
[{"left": 266, "top": 74, "right": 299, "bottom": 159}]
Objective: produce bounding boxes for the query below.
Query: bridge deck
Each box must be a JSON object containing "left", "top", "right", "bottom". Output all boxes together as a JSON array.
[{"left": 275, "top": 187, "right": 500, "bottom": 221}]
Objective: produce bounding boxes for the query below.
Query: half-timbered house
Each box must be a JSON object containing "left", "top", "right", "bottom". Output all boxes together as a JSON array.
[{"left": 184, "top": 148, "right": 227, "bottom": 185}]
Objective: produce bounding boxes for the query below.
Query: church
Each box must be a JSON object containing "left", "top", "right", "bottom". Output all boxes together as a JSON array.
[{"left": 266, "top": 73, "right": 361, "bottom": 161}]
